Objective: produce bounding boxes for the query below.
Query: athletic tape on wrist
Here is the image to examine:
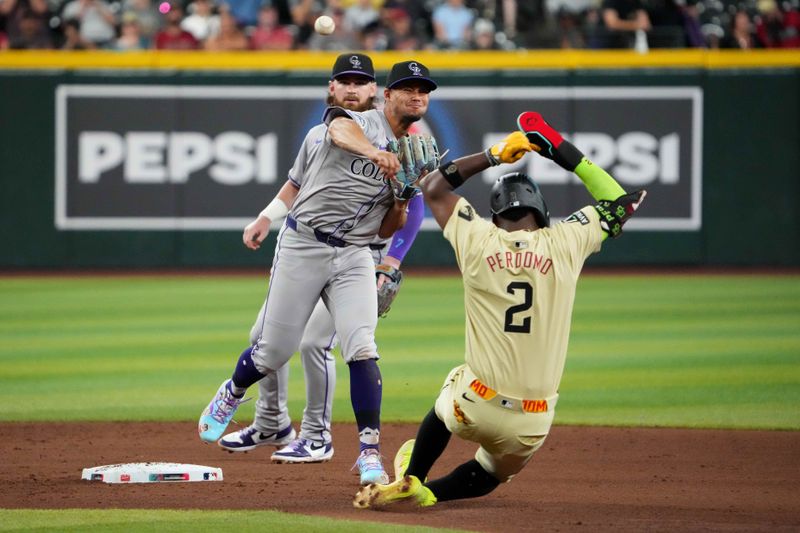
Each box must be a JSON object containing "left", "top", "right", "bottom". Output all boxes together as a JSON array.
[
  {"left": 259, "top": 198, "right": 288, "bottom": 222},
  {"left": 439, "top": 161, "right": 464, "bottom": 189}
]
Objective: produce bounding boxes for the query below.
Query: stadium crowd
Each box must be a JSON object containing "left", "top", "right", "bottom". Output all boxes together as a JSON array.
[{"left": 1, "top": 0, "right": 798, "bottom": 51}]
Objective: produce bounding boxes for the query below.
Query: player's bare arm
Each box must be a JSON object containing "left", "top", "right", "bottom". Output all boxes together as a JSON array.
[
  {"left": 517, "top": 111, "right": 646, "bottom": 238},
  {"left": 327, "top": 116, "right": 400, "bottom": 179},
  {"left": 377, "top": 198, "right": 409, "bottom": 239},
  {"left": 421, "top": 131, "right": 533, "bottom": 229},
  {"left": 243, "top": 180, "right": 300, "bottom": 250}
]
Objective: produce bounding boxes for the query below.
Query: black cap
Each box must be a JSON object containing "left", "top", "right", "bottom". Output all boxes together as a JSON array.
[
  {"left": 331, "top": 53, "right": 375, "bottom": 81},
  {"left": 386, "top": 60, "right": 437, "bottom": 92}
]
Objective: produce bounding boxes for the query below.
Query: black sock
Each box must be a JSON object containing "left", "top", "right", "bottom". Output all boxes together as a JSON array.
[
  {"left": 406, "top": 407, "right": 451, "bottom": 480},
  {"left": 425, "top": 459, "right": 501, "bottom": 502}
]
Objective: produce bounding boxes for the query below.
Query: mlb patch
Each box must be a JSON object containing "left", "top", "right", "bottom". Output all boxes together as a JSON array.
[
  {"left": 565, "top": 210, "right": 589, "bottom": 225},
  {"left": 514, "top": 241, "right": 529, "bottom": 250}
]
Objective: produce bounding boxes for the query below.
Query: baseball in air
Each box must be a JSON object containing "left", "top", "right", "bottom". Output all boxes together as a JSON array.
[{"left": 314, "top": 15, "right": 335, "bottom": 35}]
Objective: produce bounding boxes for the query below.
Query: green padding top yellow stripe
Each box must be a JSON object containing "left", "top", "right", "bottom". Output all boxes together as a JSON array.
[{"left": 0, "top": 49, "right": 799, "bottom": 70}]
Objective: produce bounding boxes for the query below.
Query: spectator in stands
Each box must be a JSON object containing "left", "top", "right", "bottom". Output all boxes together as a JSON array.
[
  {"left": 205, "top": 7, "right": 249, "bottom": 49},
  {"left": 548, "top": 0, "right": 591, "bottom": 49},
  {"left": 181, "top": 0, "right": 220, "bottom": 41},
  {"left": 221, "top": 0, "right": 266, "bottom": 29},
  {"left": 756, "top": 0, "right": 800, "bottom": 48},
  {"left": 1, "top": 0, "right": 51, "bottom": 49},
  {"left": 344, "top": 0, "right": 379, "bottom": 33},
  {"left": 61, "top": 0, "right": 117, "bottom": 47},
  {"left": 645, "top": 0, "right": 685, "bottom": 48},
  {"left": 307, "top": 7, "right": 357, "bottom": 49},
  {"left": 115, "top": 11, "right": 149, "bottom": 49},
  {"left": 153, "top": 2, "right": 200, "bottom": 49},
  {"left": 470, "top": 17, "right": 500, "bottom": 49},
  {"left": 681, "top": 0, "right": 705, "bottom": 48},
  {"left": 9, "top": 9, "right": 52, "bottom": 47},
  {"left": 360, "top": 18, "right": 390, "bottom": 50},
  {"left": 721, "top": 9, "right": 765, "bottom": 48},
  {"left": 0, "top": 31, "right": 8, "bottom": 49},
  {"left": 598, "top": 0, "right": 651, "bottom": 48},
  {"left": 122, "top": 0, "right": 161, "bottom": 43},
  {"left": 432, "top": 0, "right": 474, "bottom": 49},
  {"left": 250, "top": 3, "right": 294, "bottom": 49},
  {"left": 288, "top": 0, "right": 325, "bottom": 45},
  {"left": 61, "top": 17, "right": 93, "bottom": 48},
  {"left": 385, "top": 6, "right": 423, "bottom": 50}
]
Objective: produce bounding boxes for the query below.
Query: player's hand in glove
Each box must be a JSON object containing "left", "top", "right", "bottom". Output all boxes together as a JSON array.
[
  {"left": 375, "top": 263, "right": 403, "bottom": 317},
  {"left": 595, "top": 190, "right": 647, "bottom": 238},
  {"left": 517, "top": 111, "right": 583, "bottom": 172},
  {"left": 485, "top": 131, "right": 533, "bottom": 166},
  {"left": 243, "top": 216, "right": 270, "bottom": 250},
  {"left": 387, "top": 134, "right": 440, "bottom": 200}
]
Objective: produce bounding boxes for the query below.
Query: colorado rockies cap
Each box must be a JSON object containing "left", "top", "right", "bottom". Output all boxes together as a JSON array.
[
  {"left": 331, "top": 53, "right": 375, "bottom": 81},
  {"left": 386, "top": 60, "right": 437, "bottom": 92}
]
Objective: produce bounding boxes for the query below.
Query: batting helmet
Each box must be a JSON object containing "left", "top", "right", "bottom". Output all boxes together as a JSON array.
[{"left": 490, "top": 172, "right": 550, "bottom": 228}]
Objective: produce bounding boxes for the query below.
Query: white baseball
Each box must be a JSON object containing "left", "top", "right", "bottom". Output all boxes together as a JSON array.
[{"left": 314, "top": 15, "right": 335, "bottom": 35}]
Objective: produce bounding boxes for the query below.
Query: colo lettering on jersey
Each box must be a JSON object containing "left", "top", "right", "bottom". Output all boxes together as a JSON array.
[
  {"left": 350, "top": 158, "right": 385, "bottom": 182},
  {"left": 485, "top": 251, "right": 553, "bottom": 275}
]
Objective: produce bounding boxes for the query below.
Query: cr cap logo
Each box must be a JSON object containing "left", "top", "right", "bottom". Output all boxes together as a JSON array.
[
  {"left": 350, "top": 55, "right": 362, "bottom": 69},
  {"left": 409, "top": 62, "right": 422, "bottom": 76}
]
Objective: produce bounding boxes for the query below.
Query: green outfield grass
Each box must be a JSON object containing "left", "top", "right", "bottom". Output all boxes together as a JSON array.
[
  {"left": 0, "top": 509, "right": 468, "bottom": 533},
  {"left": 1, "top": 274, "right": 799, "bottom": 429}
]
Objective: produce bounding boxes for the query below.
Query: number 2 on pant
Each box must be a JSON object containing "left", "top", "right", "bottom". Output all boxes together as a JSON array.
[{"left": 504, "top": 281, "right": 533, "bottom": 333}]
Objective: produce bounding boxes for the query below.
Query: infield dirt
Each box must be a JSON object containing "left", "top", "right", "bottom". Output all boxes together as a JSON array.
[{"left": 2, "top": 422, "right": 798, "bottom": 532}]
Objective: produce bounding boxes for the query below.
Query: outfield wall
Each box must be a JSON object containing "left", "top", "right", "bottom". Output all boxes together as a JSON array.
[{"left": 0, "top": 51, "right": 798, "bottom": 267}]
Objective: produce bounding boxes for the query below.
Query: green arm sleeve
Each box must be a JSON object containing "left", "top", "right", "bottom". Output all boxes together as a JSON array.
[{"left": 574, "top": 158, "right": 626, "bottom": 201}]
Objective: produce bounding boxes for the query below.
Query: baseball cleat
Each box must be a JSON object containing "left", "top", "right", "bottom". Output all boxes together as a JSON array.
[
  {"left": 271, "top": 437, "right": 334, "bottom": 463},
  {"left": 355, "top": 449, "right": 390, "bottom": 486},
  {"left": 198, "top": 379, "right": 250, "bottom": 443},
  {"left": 393, "top": 439, "right": 415, "bottom": 481},
  {"left": 352, "top": 475, "right": 437, "bottom": 509},
  {"left": 218, "top": 424, "right": 296, "bottom": 453}
]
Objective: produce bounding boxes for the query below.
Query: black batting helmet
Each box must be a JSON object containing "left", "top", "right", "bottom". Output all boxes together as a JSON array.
[{"left": 490, "top": 172, "right": 550, "bottom": 228}]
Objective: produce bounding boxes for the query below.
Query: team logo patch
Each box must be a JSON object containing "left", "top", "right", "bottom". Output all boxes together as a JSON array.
[
  {"left": 458, "top": 204, "right": 475, "bottom": 221},
  {"left": 409, "top": 62, "right": 422, "bottom": 76},
  {"left": 349, "top": 55, "right": 362, "bottom": 69},
  {"left": 565, "top": 210, "right": 589, "bottom": 225}
]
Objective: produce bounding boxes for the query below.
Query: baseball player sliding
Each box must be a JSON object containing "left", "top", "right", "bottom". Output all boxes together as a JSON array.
[
  {"left": 354, "top": 111, "right": 646, "bottom": 508},
  {"left": 199, "top": 58, "right": 439, "bottom": 486},
  {"left": 217, "top": 54, "right": 425, "bottom": 466}
]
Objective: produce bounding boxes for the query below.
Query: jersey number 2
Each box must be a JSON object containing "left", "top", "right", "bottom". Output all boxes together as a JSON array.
[{"left": 504, "top": 281, "right": 533, "bottom": 333}]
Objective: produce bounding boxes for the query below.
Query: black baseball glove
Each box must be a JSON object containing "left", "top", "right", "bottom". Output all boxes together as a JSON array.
[
  {"left": 386, "top": 134, "right": 440, "bottom": 200},
  {"left": 376, "top": 264, "right": 403, "bottom": 317}
]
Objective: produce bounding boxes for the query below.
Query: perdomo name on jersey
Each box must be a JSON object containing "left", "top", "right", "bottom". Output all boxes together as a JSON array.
[{"left": 486, "top": 251, "right": 553, "bottom": 275}]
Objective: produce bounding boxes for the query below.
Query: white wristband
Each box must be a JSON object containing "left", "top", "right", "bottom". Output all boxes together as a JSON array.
[{"left": 259, "top": 198, "right": 288, "bottom": 222}]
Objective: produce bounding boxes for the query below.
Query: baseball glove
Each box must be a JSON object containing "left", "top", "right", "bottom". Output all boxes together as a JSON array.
[
  {"left": 375, "top": 264, "right": 403, "bottom": 317},
  {"left": 387, "top": 134, "right": 440, "bottom": 200}
]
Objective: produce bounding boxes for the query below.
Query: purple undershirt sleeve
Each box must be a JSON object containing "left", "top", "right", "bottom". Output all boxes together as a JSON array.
[{"left": 387, "top": 193, "right": 424, "bottom": 262}]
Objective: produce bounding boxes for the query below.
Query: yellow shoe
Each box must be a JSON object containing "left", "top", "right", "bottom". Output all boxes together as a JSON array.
[
  {"left": 353, "top": 475, "right": 437, "bottom": 509},
  {"left": 393, "top": 439, "right": 415, "bottom": 481}
]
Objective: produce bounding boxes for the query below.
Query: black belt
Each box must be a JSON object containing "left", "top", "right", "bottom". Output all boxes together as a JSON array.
[{"left": 286, "top": 215, "right": 384, "bottom": 250}]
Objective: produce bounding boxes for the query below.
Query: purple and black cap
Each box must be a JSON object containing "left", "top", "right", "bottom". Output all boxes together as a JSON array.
[
  {"left": 386, "top": 60, "right": 437, "bottom": 92},
  {"left": 331, "top": 53, "right": 375, "bottom": 81}
]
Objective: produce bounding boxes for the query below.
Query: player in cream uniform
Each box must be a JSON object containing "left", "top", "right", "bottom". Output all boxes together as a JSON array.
[{"left": 354, "top": 111, "right": 646, "bottom": 508}]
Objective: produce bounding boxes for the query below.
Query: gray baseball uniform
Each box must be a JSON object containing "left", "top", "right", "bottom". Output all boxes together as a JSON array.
[
  {"left": 251, "top": 117, "right": 396, "bottom": 442},
  {"left": 247, "top": 108, "right": 396, "bottom": 387}
]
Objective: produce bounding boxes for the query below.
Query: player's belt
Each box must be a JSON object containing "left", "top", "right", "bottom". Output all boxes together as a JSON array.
[
  {"left": 463, "top": 367, "right": 558, "bottom": 414},
  {"left": 286, "top": 215, "right": 383, "bottom": 250}
]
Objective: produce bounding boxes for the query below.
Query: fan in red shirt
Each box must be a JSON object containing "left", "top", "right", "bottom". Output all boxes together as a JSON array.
[{"left": 153, "top": 2, "right": 199, "bottom": 50}]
